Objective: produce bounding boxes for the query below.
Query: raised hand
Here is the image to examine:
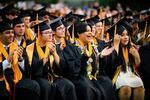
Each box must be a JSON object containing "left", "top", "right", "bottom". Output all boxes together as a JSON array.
[
  {"left": 47, "top": 41, "right": 56, "bottom": 55},
  {"left": 16, "top": 46, "right": 24, "bottom": 61},
  {"left": 99, "top": 46, "right": 114, "bottom": 58}
]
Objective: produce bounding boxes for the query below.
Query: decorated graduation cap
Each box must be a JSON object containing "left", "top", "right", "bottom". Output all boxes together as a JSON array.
[
  {"left": 12, "top": 17, "right": 24, "bottom": 27},
  {"left": 49, "top": 17, "right": 63, "bottom": 31},
  {"left": 106, "top": 17, "right": 133, "bottom": 39},
  {"left": 0, "top": 21, "right": 12, "bottom": 33}
]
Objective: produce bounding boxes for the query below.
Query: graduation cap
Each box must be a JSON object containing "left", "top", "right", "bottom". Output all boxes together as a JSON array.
[
  {"left": 49, "top": 17, "right": 63, "bottom": 31},
  {"left": 32, "top": 20, "right": 50, "bottom": 34},
  {"left": 100, "top": 17, "right": 112, "bottom": 26},
  {"left": 18, "top": 9, "right": 32, "bottom": 18},
  {"left": 84, "top": 18, "right": 95, "bottom": 27},
  {"left": 72, "top": 14, "right": 86, "bottom": 20},
  {"left": 64, "top": 11, "right": 73, "bottom": 20},
  {"left": 138, "top": 15, "right": 150, "bottom": 31},
  {"left": 49, "top": 14, "right": 58, "bottom": 20},
  {"left": 30, "top": 7, "right": 46, "bottom": 22},
  {"left": 0, "top": 21, "right": 12, "bottom": 33},
  {"left": 1, "top": 3, "right": 19, "bottom": 16},
  {"left": 106, "top": 17, "right": 133, "bottom": 39},
  {"left": 39, "top": 9, "right": 50, "bottom": 17},
  {"left": 89, "top": 15, "right": 100, "bottom": 24},
  {"left": 12, "top": 17, "right": 24, "bottom": 27},
  {"left": 64, "top": 11, "right": 85, "bottom": 24}
]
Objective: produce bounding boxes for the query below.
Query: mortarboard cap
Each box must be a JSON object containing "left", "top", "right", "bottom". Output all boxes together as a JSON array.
[
  {"left": 1, "top": 3, "right": 19, "bottom": 16},
  {"left": 138, "top": 15, "right": 150, "bottom": 31},
  {"left": 49, "top": 14, "right": 58, "bottom": 20},
  {"left": 18, "top": 9, "right": 32, "bottom": 18},
  {"left": 32, "top": 20, "right": 50, "bottom": 34},
  {"left": 100, "top": 17, "right": 112, "bottom": 26},
  {"left": 49, "top": 17, "right": 63, "bottom": 31},
  {"left": 106, "top": 17, "right": 133, "bottom": 39},
  {"left": 12, "top": 17, "right": 24, "bottom": 27},
  {"left": 89, "top": 15, "right": 100, "bottom": 24},
  {"left": 72, "top": 14, "right": 86, "bottom": 20},
  {"left": 0, "top": 21, "right": 12, "bottom": 33},
  {"left": 30, "top": 7, "right": 46, "bottom": 22}
]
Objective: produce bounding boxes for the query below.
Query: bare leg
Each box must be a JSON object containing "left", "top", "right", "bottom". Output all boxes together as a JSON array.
[
  {"left": 133, "top": 86, "right": 144, "bottom": 100},
  {"left": 118, "top": 86, "right": 132, "bottom": 100}
]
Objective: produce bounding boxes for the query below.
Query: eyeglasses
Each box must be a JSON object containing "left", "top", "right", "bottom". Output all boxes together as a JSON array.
[
  {"left": 56, "top": 26, "right": 65, "bottom": 30},
  {"left": 3, "top": 30, "right": 14, "bottom": 34},
  {"left": 42, "top": 31, "right": 54, "bottom": 35}
]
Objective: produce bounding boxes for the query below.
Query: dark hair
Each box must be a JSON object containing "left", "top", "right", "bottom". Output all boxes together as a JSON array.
[
  {"left": 74, "top": 22, "right": 89, "bottom": 38},
  {"left": 119, "top": 38, "right": 134, "bottom": 72}
]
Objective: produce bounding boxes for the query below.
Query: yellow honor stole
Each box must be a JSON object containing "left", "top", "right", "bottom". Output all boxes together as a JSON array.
[
  {"left": 122, "top": 47, "right": 129, "bottom": 66},
  {"left": 25, "top": 27, "right": 35, "bottom": 41},
  {"left": 0, "top": 41, "right": 22, "bottom": 92},
  {"left": 36, "top": 40, "right": 50, "bottom": 60},
  {"left": 14, "top": 38, "right": 26, "bottom": 48}
]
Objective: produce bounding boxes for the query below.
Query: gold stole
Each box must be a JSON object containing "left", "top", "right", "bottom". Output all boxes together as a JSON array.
[
  {"left": 14, "top": 38, "right": 26, "bottom": 48},
  {"left": 112, "top": 47, "right": 129, "bottom": 85},
  {"left": 36, "top": 40, "right": 49, "bottom": 60},
  {"left": 122, "top": 47, "right": 129, "bottom": 65},
  {"left": 76, "top": 39, "right": 94, "bottom": 80},
  {"left": 25, "top": 27, "right": 35, "bottom": 41},
  {"left": 26, "top": 40, "right": 54, "bottom": 68},
  {"left": 60, "top": 38, "right": 66, "bottom": 51},
  {"left": 0, "top": 41, "right": 22, "bottom": 92}
]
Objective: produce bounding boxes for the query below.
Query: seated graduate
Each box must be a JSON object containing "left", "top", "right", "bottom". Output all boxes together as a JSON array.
[
  {"left": 105, "top": 18, "right": 144, "bottom": 100},
  {"left": 0, "top": 21, "right": 40, "bottom": 100},
  {"left": 62, "top": 21, "right": 104, "bottom": 100},
  {"left": 49, "top": 17, "right": 77, "bottom": 100},
  {"left": 85, "top": 17, "right": 117, "bottom": 100},
  {"left": 0, "top": 21, "right": 14, "bottom": 100},
  {"left": 12, "top": 17, "right": 33, "bottom": 48}
]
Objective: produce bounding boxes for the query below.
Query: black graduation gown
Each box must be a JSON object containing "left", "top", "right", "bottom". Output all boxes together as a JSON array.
[
  {"left": 23, "top": 43, "right": 56, "bottom": 100},
  {"left": 139, "top": 42, "right": 150, "bottom": 100},
  {"left": 62, "top": 44, "right": 102, "bottom": 100},
  {"left": 0, "top": 57, "right": 11, "bottom": 100},
  {"left": 0, "top": 46, "right": 15, "bottom": 100},
  {"left": 94, "top": 38, "right": 117, "bottom": 100},
  {"left": 48, "top": 43, "right": 77, "bottom": 100}
]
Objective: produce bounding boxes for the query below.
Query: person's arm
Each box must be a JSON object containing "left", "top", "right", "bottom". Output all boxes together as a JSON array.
[{"left": 129, "top": 46, "right": 141, "bottom": 66}]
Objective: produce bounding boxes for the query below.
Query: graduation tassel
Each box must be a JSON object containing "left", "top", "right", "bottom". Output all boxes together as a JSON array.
[
  {"left": 36, "top": 14, "right": 41, "bottom": 41},
  {"left": 70, "top": 24, "right": 75, "bottom": 43},
  {"left": 101, "top": 19, "right": 105, "bottom": 41}
]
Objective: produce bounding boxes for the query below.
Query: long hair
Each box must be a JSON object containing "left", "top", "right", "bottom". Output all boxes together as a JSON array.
[{"left": 119, "top": 36, "right": 135, "bottom": 72}]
